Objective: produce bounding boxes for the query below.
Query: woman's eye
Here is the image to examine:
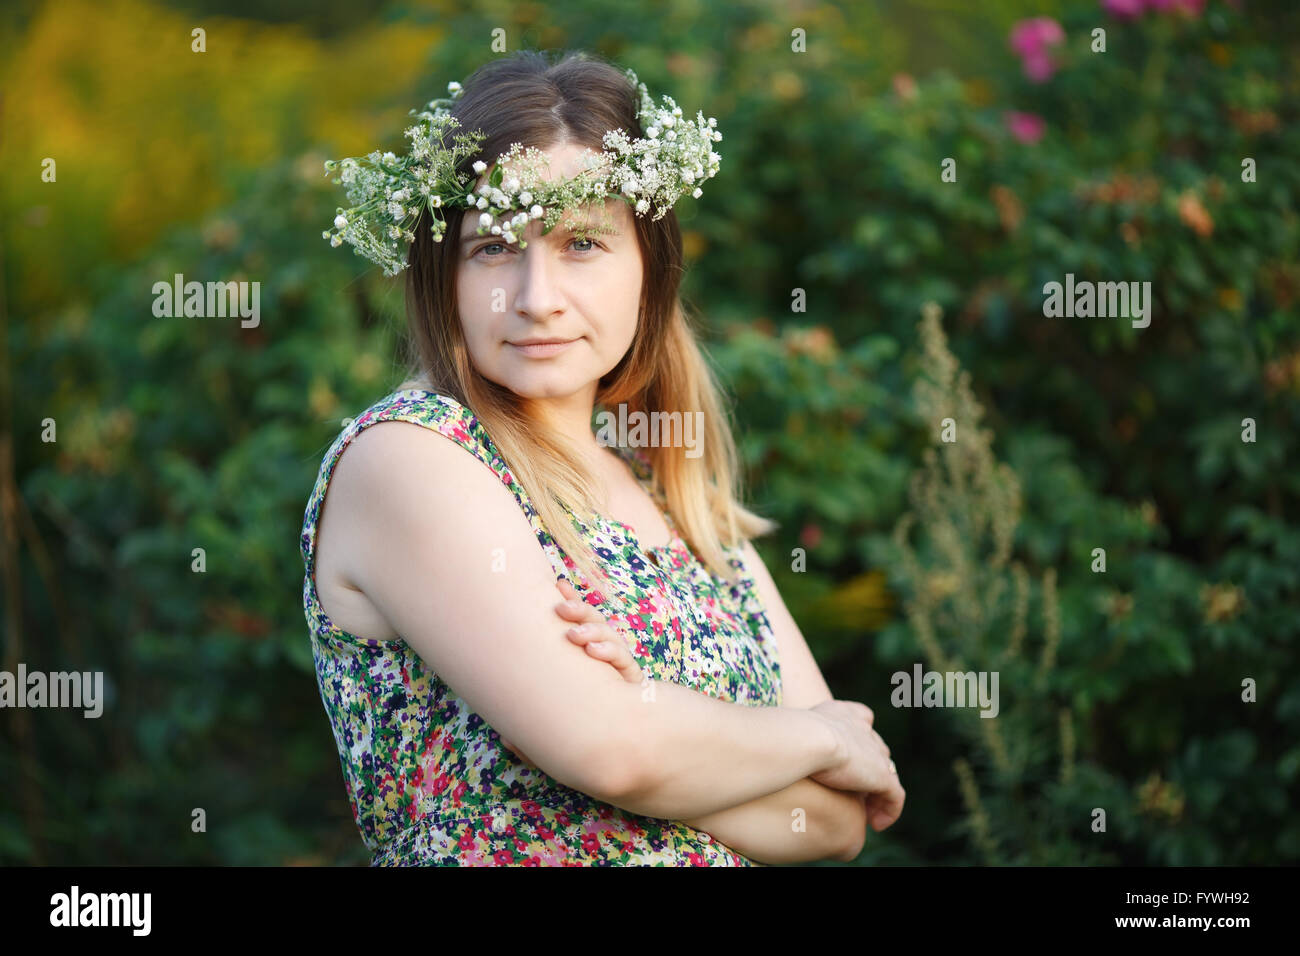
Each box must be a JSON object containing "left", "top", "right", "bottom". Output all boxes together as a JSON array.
[{"left": 474, "top": 237, "right": 602, "bottom": 258}]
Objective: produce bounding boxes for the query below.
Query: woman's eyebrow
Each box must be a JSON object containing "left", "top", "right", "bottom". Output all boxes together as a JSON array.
[{"left": 458, "top": 223, "right": 621, "bottom": 246}]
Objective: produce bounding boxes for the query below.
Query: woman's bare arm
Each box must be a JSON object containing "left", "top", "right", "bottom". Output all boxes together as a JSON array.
[{"left": 324, "top": 421, "right": 846, "bottom": 816}]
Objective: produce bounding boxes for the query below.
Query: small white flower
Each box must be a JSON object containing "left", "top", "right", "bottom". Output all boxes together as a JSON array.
[
  {"left": 518, "top": 191, "right": 532, "bottom": 206},
  {"left": 490, "top": 224, "right": 502, "bottom": 235},
  {"left": 647, "top": 127, "right": 660, "bottom": 139},
  {"left": 529, "top": 204, "right": 543, "bottom": 219},
  {"left": 503, "top": 230, "right": 516, "bottom": 243},
  {"left": 334, "top": 215, "right": 348, "bottom": 229},
  {"left": 447, "top": 81, "right": 463, "bottom": 96},
  {"left": 321, "top": 230, "right": 331, "bottom": 239},
  {"left": 382, "top": 151, "right": 397, "bottom": 165},
  {"left": 666, "top": 130, "right": 677, "bottom": 141},
  {"left": 476, "top": 195, "right": 488, "bottom": 209},
  {"left": 663, "top": 115, "right": 675, "bottom": 128},
  {"left": 479, "top": 212, "right": 492, "bottom": 228},
  {"left": 431, "top": 195, "right": 442, "bottom": 207},
  {"left": 472, "top": 160, "right": 487, "bottom": 174},
  {"left": 692, "top": 187, "right": 702, "bottom": 198},
  {"left": 503, "top": 177, "right": 520, "bottom": 193},
  {"left": 330, "top": 234, "right": 342, "bottom": 247},
  {"left": 635, "top": 198, "right": 650, "bottom": 213}
]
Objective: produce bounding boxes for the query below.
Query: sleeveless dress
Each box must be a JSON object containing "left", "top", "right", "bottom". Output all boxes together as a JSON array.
[{"left": 300, "top": 387, "right": 783, "bottom": 866}]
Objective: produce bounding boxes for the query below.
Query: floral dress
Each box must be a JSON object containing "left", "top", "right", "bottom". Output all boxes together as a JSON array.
[{"left": 300, "top": 388, "right": 783, "bottom": 865}]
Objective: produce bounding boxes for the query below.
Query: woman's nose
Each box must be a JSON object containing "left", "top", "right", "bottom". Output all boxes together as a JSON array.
[{"left": 512, "top": 244, "right": 565, "bottom": 319}]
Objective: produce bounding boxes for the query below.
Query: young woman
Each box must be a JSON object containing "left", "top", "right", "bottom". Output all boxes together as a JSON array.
[{"left": 301, "top": 49, "right": 904, "bottom": 866}]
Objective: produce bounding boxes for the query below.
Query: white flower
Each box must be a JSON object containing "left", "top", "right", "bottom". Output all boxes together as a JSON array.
[
  {"left": 476, "top": 195, "right": 488, "bottom": 209},
  {"left": 431, "top": 195, "right": 442, "bottom": 207},
  {"left": 330, "top": 234, "right": 342, "bottom": 247},
  {"left": 472, "top": 160, "right": 487, "bottom": 174},
  {"left": 447, "top": 81, "right": 462, "bottom": 96},
  {"left": 529, "top": 204, "right": 544, "bottom": 219},
  {"left": 382, "top": 151, "right": 397, "bottom": 165},
  {"left": 663, "top": 115, "right": 675, "bottom": 128},
  {"left": 503, "top": 230, "right": 516, "bottom": 243},
  {"left": 636, "top": 198, "right": 650, "bottom": 213},
  {"left": 518, "top": 191, "right": 532, "bottom": 206},
  {"left": 479, "top": 212, "right": 492, "bottom": 228},
  {"left": 647, "top": 127, "right": 660, "bottom": 139},
  {"left": 334, "top": 214, "right": 348, "bottom": 229},
  {"left": 503, "top": 177, "right": 520, "bottom": 193},
  {"left": 490, "top": 224, "right": 502, "bottom": 235},
  {"left": 665, "top": 130, "right": 677, "bottom": 141},
  {"left": 692, "top": 187, "right": 702, "bottom": 198}
]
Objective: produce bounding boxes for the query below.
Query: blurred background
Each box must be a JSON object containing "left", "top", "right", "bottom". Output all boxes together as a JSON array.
[{"left": 1, "top": 0, "right": 1296, "bottom": 865}]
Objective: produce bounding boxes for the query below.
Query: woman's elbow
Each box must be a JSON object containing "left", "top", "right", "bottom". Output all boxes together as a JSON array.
[{"left": 832, "top": 798, "right": 869, "bottom": 863}]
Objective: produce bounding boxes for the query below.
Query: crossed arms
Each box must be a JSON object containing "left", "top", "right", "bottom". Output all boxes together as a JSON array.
[{"left": 325, "top": 421, "right": 868, "bottom": 864}]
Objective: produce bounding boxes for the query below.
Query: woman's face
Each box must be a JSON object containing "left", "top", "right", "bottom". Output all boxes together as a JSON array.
[{"left": 455, "top": 140, "right": 644, "bottom": 402}]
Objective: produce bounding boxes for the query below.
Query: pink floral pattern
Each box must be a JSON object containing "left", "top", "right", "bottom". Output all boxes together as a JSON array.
[{"left": 300, "top": 388, "right": 783, "bottom": 865}]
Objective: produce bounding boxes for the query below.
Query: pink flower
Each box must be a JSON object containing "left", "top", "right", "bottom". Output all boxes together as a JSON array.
[
  {"left": 1022, "top": 51, "right": 1055, "bottom": 82},
  {"left": 1009, "top": 17, "right": 1064, "bottom": 58},
  {"left": 1004, "top": 111, "right": 1047, "bottom": 144},
  {"left": 1101, "top": 0, "right": 1145, "bottom": 18},
  {"left": 1009, "top": 17, "right": 1065, "bottom": 83}
]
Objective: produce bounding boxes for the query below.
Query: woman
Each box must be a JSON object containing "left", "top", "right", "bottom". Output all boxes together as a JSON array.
[{"left": 301, "top": 48, "right": 904, "bottom": 865}]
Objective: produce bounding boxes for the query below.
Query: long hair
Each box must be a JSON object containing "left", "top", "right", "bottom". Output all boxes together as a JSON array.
[{"left": 396, "top": 48, "right": 775, "bottom": 593}]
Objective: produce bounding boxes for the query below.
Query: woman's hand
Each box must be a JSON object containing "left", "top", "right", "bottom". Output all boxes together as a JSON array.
[
  {"left": 807, "top": 699, "right": 905, "bottom": 832},
  {"left": 496, "top": 578, "right": 642, "bottom": 768}
]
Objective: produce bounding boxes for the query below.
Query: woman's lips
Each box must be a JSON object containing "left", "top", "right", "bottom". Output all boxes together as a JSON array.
[{"left": 509, "top": 339, "right": 578, "bottom": 358}]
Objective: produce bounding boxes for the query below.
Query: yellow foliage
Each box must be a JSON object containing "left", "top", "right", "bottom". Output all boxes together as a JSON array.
[{"left": 3, "top": 0, "right": 441, "bottom": 310}]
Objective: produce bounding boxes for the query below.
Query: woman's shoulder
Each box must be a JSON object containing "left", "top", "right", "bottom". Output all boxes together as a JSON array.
[{"left": 326, "top": 383, "right": 487, "bottom": 461}]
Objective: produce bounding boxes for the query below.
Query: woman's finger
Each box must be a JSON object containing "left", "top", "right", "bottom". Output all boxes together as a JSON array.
[{"left": 566, "top": 624, "right": 643, "bottom": 683}]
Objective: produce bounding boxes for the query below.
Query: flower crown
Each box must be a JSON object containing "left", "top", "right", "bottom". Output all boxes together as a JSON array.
[{"left": 321, "top": 67, "right": 722, "bottom": 276}]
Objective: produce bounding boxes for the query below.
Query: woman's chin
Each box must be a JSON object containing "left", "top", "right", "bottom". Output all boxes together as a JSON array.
[{"left": 494, "top": 372, "right": 594, "bottom": 401}]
